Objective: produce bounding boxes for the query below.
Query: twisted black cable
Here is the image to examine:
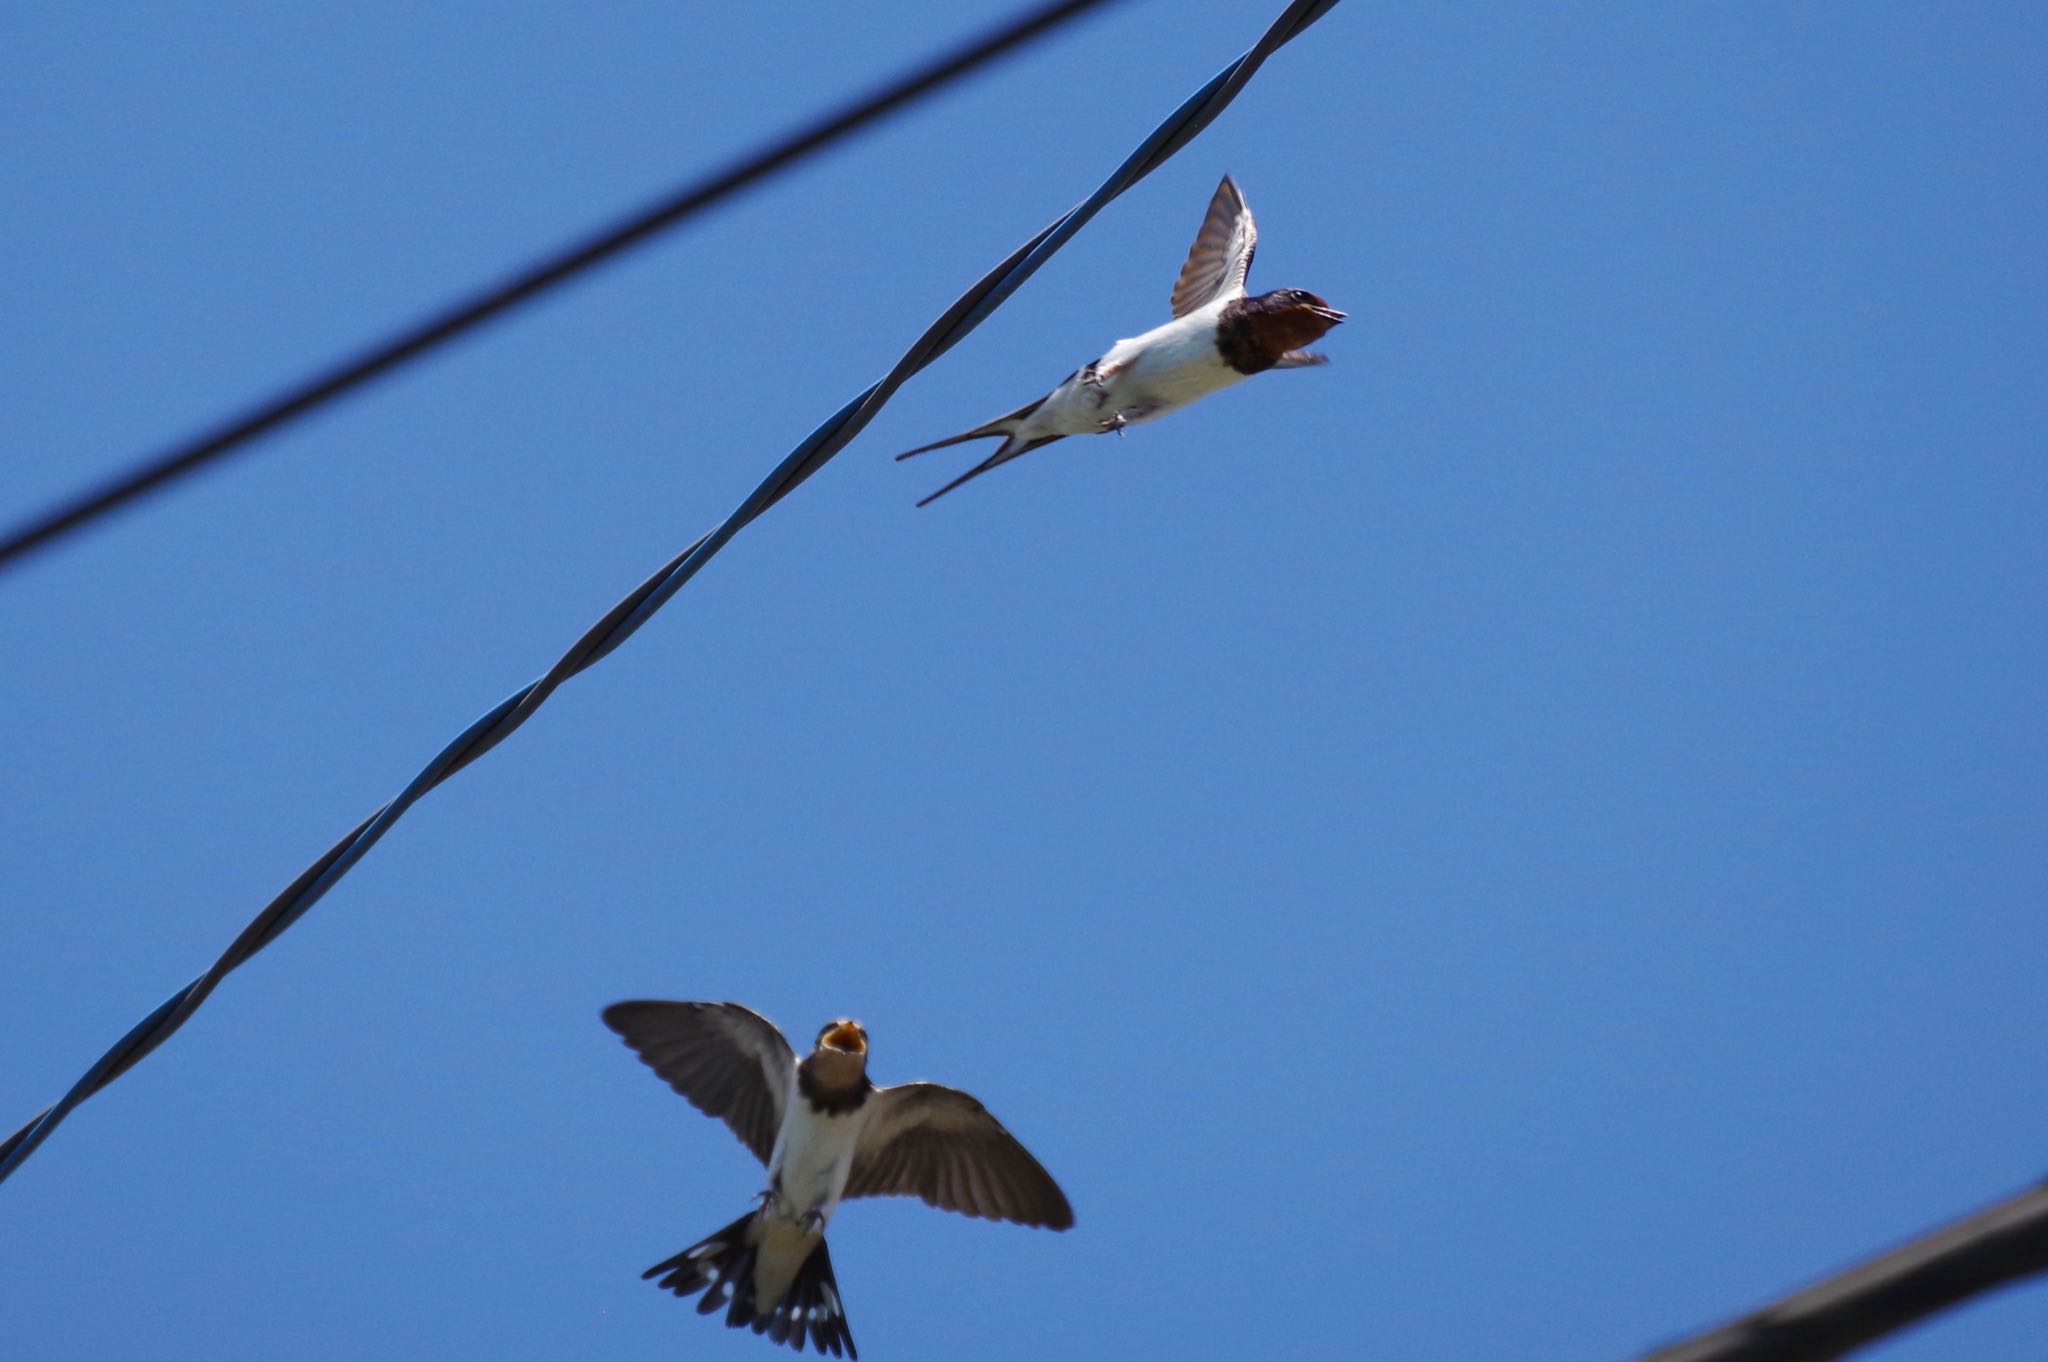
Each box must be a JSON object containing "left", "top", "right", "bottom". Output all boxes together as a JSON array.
[{"left": 0, "top": 0, "right": 1341, "bottom": 1186}]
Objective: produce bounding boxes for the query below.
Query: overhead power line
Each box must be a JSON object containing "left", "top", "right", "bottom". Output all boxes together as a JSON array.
[
  {"left": 0, "top": 0, "right": 1122, "bottom": 572},
  {"left": 1632, "top": 1176, "right": 2048, "bottom": 1362},
  {"left": 0, "top": 0, "right": 1342, "bottom": 1184},
  {"left": 12, "top": 11, "right": 2046, "bottom": 1359}
]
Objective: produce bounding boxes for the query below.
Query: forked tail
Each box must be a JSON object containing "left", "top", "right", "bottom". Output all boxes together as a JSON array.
[{"left": 642, "top": 1211, "right": 856, "bottom": 1358}]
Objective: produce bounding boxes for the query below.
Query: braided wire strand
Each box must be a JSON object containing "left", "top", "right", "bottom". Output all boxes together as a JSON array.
[{"left": 0, "top": 0, "right": 1341, "bottom": 1186}]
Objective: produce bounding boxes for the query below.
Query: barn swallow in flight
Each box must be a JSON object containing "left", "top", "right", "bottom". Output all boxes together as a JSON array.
[
  {"left": 896, "top": 173, "right": 1343, "bottom": 505},
  {"left": 603, "top": 1001, "right": 1072, "bottom": 1358}
]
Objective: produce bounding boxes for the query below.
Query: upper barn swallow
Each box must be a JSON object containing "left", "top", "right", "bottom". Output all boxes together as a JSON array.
[
  {"left": 603, "top": 1001, "right": 1072, "bottom": 1358},
  {"left": 896, "top": 174, "right": 1344, "bottom": 505}
]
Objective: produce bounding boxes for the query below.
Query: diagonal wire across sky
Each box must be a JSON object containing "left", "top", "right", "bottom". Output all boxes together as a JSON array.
[
  {"left": 0, "top": 0, "right": 1342, "bottom": 1187},
  {"left": 0, "top": 0, "right": 1124, "bottom": 571},
  {"left": 10, "top": 9, "right": 2047, "bottom": 1360}
]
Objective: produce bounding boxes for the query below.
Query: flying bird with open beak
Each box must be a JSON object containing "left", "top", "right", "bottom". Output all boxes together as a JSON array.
[
  {"left": 896, "top": 173, "right": 1344, "bottom": 505},
  {"left": 603, "top": 1001, "right": 1072, "bottom": 1358}
]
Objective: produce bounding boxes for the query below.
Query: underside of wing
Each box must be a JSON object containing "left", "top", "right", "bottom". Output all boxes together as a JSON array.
[
  {"left": 843, "top": 1082, "right": 1073, "bottom": 1229},
  {"left": 1169, "top": 174, "right": 1257, "bottom": 318},
  {"left": 602, "top": 1000, "right": 794, "bottom": 1165}
]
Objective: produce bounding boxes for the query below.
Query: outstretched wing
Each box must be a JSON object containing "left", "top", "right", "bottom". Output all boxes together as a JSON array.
[
  {"left": 843, "top": 1082, "right": 1073, "bottom": 1228},
  {"left": 1169, "top": 174, "right": 1257, "bottom": 318},
  {"left": 602, "top": 1000, "right": 794, "bottom": 1165}
]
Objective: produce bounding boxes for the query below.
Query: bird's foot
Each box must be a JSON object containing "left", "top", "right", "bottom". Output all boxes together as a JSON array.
[
  {"left": 799, "top": 1209, "right": 827, "bottom": 1235},
  {"left": 1099, "top": 412, "right": 1128, "bottom": 437}
]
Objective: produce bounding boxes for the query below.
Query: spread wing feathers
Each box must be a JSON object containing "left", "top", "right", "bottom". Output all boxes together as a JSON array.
[
  {"left": 910, "top": 435, "right": 1065, "bottom": 508},
  {"left": 843, "top": 1082, "right": 1074, "bottom": 1229},
  {"left": 1169, "top": 174, "right": 1258, "bottom": 318},
  {"left": 1273, "top": 350, "right": 1330, "bottom": 368},
  {"left": 602, "top": 1000, "right": 794, "bottom": 1165},
  {"left": 893, "top": 396, "right": 1048, "bottom": 461}
]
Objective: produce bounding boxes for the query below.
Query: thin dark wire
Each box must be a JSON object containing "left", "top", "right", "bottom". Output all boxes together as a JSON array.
[
  {"left": 0, "top": 0, "right": 1121, "bottom": 572},
  {"left": 0, "top": 0, "right": 1341, "bottom": 1186},
  {"left": 1632, "top": 1177, "right": 2048, "bottom": 1362},
  {"left": 0, "top": 0, "right": 1343, "bottom": 1187},
  {"left": 26, "top": 18, "right": 2033, "bottom": 1362}
]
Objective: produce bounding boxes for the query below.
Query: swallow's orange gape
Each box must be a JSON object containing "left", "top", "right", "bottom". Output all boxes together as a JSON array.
[{"left": 896, "top": 174, "right": 1342, "bottom": 504}]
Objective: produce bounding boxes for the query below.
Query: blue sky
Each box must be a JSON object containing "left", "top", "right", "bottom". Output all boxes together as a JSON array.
[{"left": 4, "top": 3, "right": 2045, "bottom": 1359}]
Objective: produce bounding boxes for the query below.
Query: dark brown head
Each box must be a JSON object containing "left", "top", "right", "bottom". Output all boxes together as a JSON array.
[
  {"left": 799, "top": 1018, "right": 873, "bottom": 1112},
  {"left": 1216, "top": 288, "right": 1345, "bottom": 374}
]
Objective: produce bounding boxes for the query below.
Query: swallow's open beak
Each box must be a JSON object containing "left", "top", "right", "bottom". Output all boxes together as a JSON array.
[
  {"left": 822, "top": 1022, "right": 867, "bottom": 1055},
  {"left": 1311, "top": 305, "right": 1346, "bottom": 324}
]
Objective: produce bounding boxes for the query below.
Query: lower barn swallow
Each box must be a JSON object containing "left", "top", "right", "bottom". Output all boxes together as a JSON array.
[
  {"left": 603, "top": 1001, "right": 1072, "bottom": 1358},
  {"left": 896, "top": 173, "right": 1344, "bottom": 505}
]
